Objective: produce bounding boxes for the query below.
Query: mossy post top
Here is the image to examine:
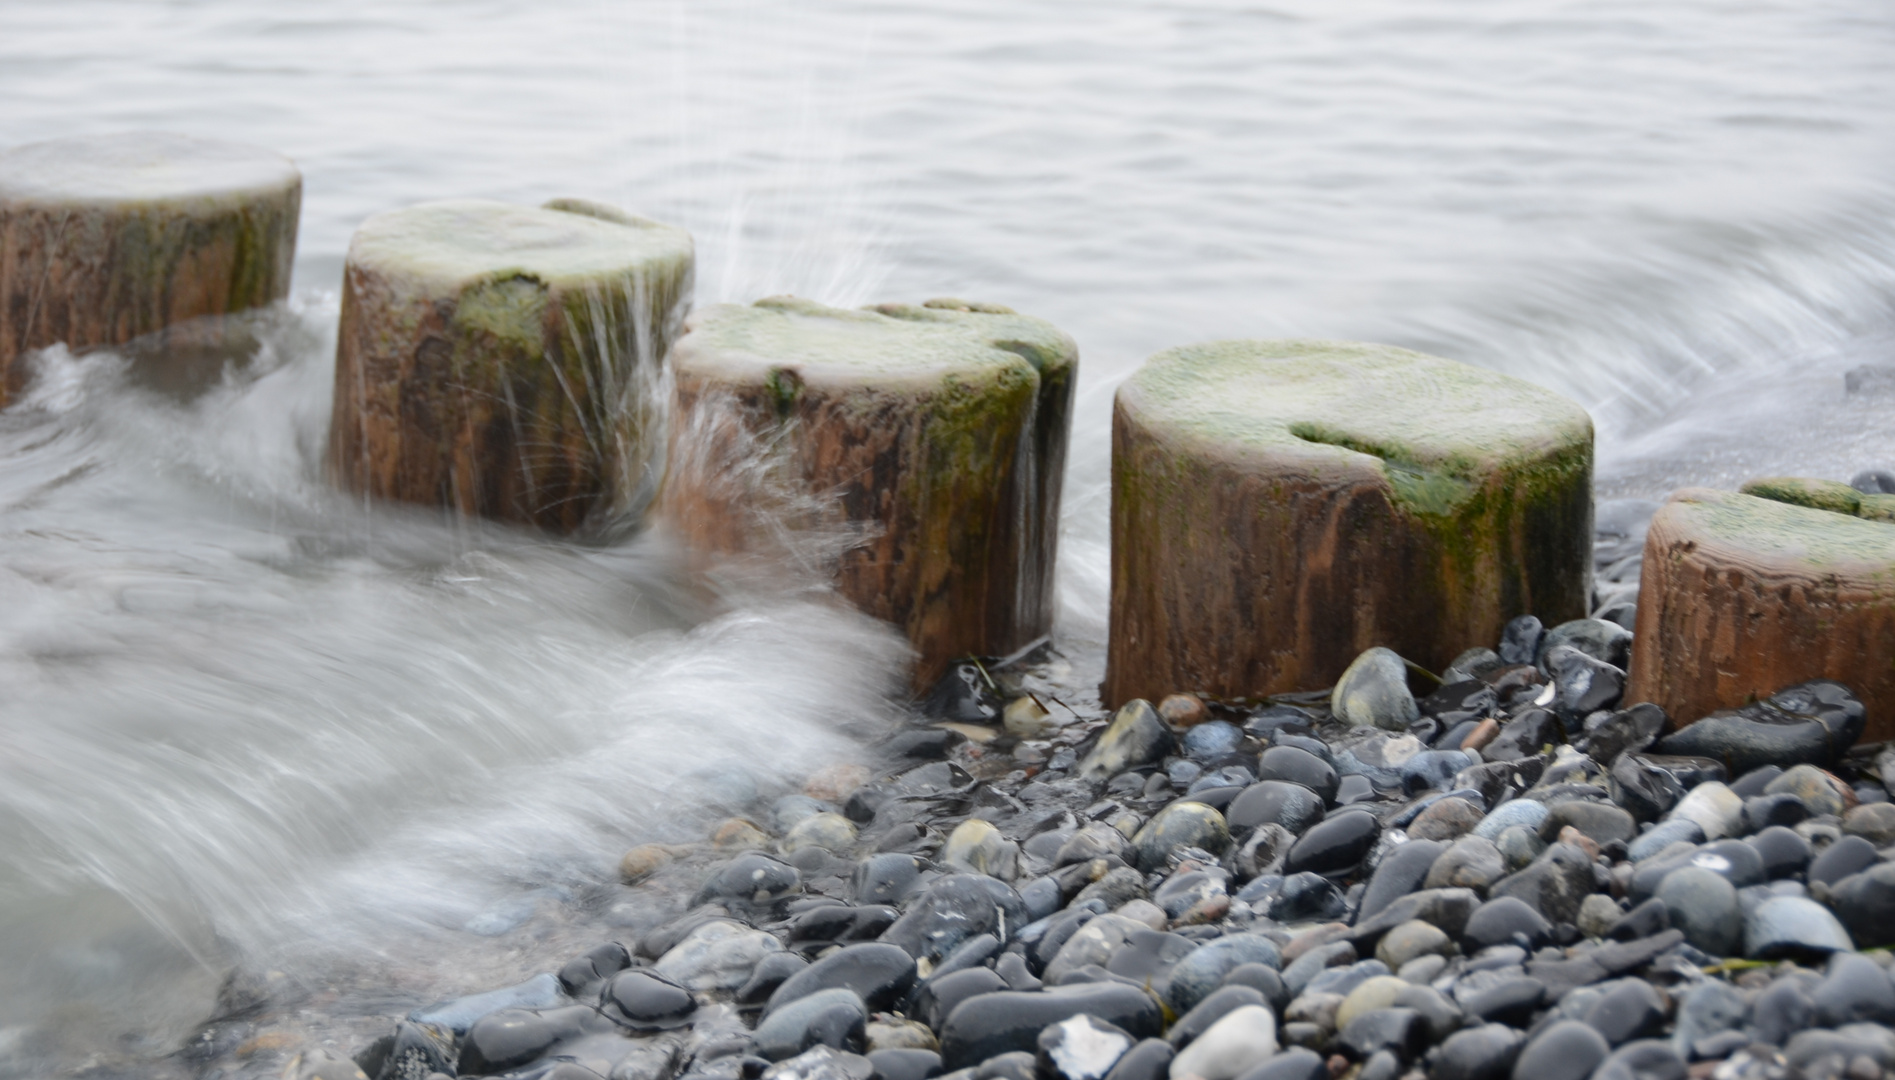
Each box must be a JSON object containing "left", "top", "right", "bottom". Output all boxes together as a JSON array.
[
  {"left": 346, "top": 198, "right": 694, "bottom": 294},
  {"left": 0, "top": 132, "right": 300, "bottom": 208},
  {"left": 1118, "top": 339, "right": 1593, "bottom": 509},
  {"left": 673, "top": 296, "right": 1077, "bottom": 392},
  {"left": 1658, "top": 487, "right": 1895, "bottom": 575}
]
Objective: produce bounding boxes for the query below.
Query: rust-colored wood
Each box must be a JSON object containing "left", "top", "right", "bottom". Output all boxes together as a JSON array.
[
  {"left": 1106, "top": 340, "right": 1594, "bottom": 707},
  {"left": 1626, "top": 486, "right": 1895, "bottom": 742},
  {"left": 328, "top": 198, "right": 693, "bottom": 532},
  {"left": 660, "top": 296, "right": 1077, "bottom": 689},
  {"left": 0, "top": 133, "right": 300, "bottom": 405}
]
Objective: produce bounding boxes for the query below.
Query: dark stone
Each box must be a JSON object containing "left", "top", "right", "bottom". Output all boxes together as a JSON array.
[
  {"left": 1606, "top": 898, "right": 1669, "bottom": 942},
  {"left": 1521, "top": 932, "right": 1685, "bottom": 1001},
  {"left": 1268, "top": 872, "right": 1347, "bottom": 923},
  {"left": 995, "top": 952, "right": 1041, "bottom": 992},
  {"left": 881, "top": 876, "right": 1028, "bottom": 965},
  {"left": 1510, "top": 1020, "right": 1610, "bottom": 1080},
  {"left": 1219, "top": 964, "right": 1289, "bottom": 1013},
  {"left": 1037, "top": 1014, "right": 1135, "bottom": 1080},
  {"left": 1168, "top": 985, "right": 1268, "bottom": 1048},
  {"left": 1246, "top": 705, "right": 1316, "bottom": 737},
  {"left": 1434, "top": 1024, "right": 1525, "bottom": 1080},
  {"left": 1655, "top": 867, "right": 1739, "bottom": 956},
  {"left": 1283, "top": 810, "right": 1379, "bottom": 877},
  {"left": 1746, "top": 826, "right": 1812, "bottom": 881},
  {"left": 459, "top": 1007, "right": 590, "bottom": 1076},
  {"left": 975, "top": 1051, "right": 1040, "bottom": 1080},
  {"left": 1539, "top": 801, "right": 1637, "bottom": 846},
  {"left": 1133, "top": 803, "right": 1234, "bottom": 872},
  {"left": 869, "top": 1049, "right": 943, "bottom": 1080},
  {"left": 1233, "top": 1049, "right": 1328, "bottom": 1080},
  {"left": 1487, "top": 844, "right": 1596, "bottom": 924},
  {"left": 1078, "top": 700, "right": 1176, "bottom": 781},
  {"left": 790, "top": 905, "right": 901, "bottom": 948},
  {"left": 930, "top": 934, "right": 1002, "bottom": 982},
  {"left": 1462, "top": 897, "right": 1552, "bottom": 952},
  {"left": 1255, "top": 748, "right": 1340, "bottom": 805},
  {"left": 1730, "top": 766, "right": 1785, "bottom": 799},
  {"left": 1462, "top": 977, "right": 1545, "bottom": 1027},
  {"left": 1543, "top": 646, "right": 1626, "bottom": 722},
  {"left": 1689, "top": 1031, "right": 1750, "bottom": 1063},
  {"left": 370, "top": 1021, "right": 455, "bottom": 1080},
  {"left": 753, "top": 988, "right": 868, "bottom": 1060},
  {"left": 1485, "top": 711, "right": 1566, "bottom": 764},
  {"left": 916, "top": 967, "right": 1009, "bottom": 1033},
  {"left": 741, "top": 953, "right": 812, "bottom": 1006},
  {"left": 1183, "top": 721, "right": 1246, "bottom": 763},
  {"left": 697, "top": 853, "right": 802, "bottom": 908},
  {"left": 1811, "top": 952, "right": 1895, "bottom": 1027},
  {"left": 1402, "top": 752, "right": 1473, "bottom": 796},
  {"left": 1422, "top": 681, "right": 1501, "bottom": 720},
  {"left": 885, "top": 727, "right": 966, "bottom": 761},
  {"left": 1592, "top": 1041, "right": 1686, "bottom": 1080},
  {"left": 1163, "top": 934, "right": 1284, "bottom": 1015},
  {"left": 1105, "top": 929, "right": 1199, "bottom": 985},
  {"left": 1608, "top": 755, "right": 1686, "bottom": 823},
  {"left": 767, "top": 943, "right": 917, "bottom": 1017},
  {"left": 1584, "top": 980, "right": 1664, "bottom": 1046},
  {"left": 1810, "top": 835, "right": 1878, "bottom": 886},
  {"left": 1336, "top": 775, "right": 1377, "bottom": 805},
  {"left": 1747, "top": 978, "right": 1814, "bottom": 1046},
  {"left": 1670, "top": 980, "right": 1746, "bottom": 1058},
  {"left": 1827, "top": 862, "right": 1895, "bottom": 949},
  {"left": 1500, "top": 616, "right": 1545, "bottom": 666},
  {"left": 923, "top": 662, "right": 1001, "bottom": 723},
  {"left": 1019, "top": 877, "right": 1063, "bottom": 921},
  {"left": 1357, "top": 840, "right": 1446, "bottom": 924},
  {"left": 1541, "top": 619, "right": 1634, "bottom": 672},
  {"left": 1654, "top": 680, "right": 1864, "bottom": 776},
  {"left": 557, "top": 941, "right": 632, "bottom": 997},
  {"left": 1347, "top": 888, "right": 1479, "bottom": 951},
  {"left": 1225, "top": 780, "right": 1328, "bottom": 836},
  {"left": 602, "top": 970, "right": 697, "bottom": 1031},
  {"left": 1338, "top": 1008, "right": 1429, "bottom": 1063},
  {"left": 1740, "top": 794, "right": 1810, "bottom": 833},
  {"left": 1629, "top": 841, "right": 1762, "bottom": 902},
  {"left": 1101, "top": 1040, "right": 1174, "bottom": 1080},
  {"left": 1032, "top": 907, "right": 1102, "bottom": 972},
  {"left": 1586, "top": 705, "right": 1667, "bottom": 766},
  {"left": 938, "top": 984, "right": 1165, "bottom": 1070},
  {"left": 1455, "top": 757, "right": 1547, "bottom": 808}
]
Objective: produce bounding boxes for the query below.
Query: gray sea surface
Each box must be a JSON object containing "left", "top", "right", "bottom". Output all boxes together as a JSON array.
[{"left": 0, "top": 0, "right": 1892, "bottom": 1073}]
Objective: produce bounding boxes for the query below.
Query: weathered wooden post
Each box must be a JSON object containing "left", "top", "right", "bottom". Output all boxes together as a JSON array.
[
  {"left": 1627, "top": 483, "right": 1895, "bottom": 742},
  {"left": 661, "top": 296, "right": 1077, "bottom": 688},
  {"left": 1106, "top": 339, "right": 1593, "bottom": 706},
  {"left": 0, "top": 132, "right": 301, "bottom": 403},
  {"left": 329, "top": 198, "right": 693, "bottom": 531}
]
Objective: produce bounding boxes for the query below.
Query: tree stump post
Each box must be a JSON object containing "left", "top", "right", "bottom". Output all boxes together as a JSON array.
[
  {"left": 0, "top": 132, "right": 301, "bottom": 404},
  {"left": 1106, "top": 339, "right": 1594, "bottom": 706},
  {"left": 660, "top": 296, "right": 1078, "bottom": 689},
  {"left": 328, "top": 198, "right": 694, "bottom": 532},
  {"left": 1626, "top": 485, "right": 1895, "bottom": 742}
]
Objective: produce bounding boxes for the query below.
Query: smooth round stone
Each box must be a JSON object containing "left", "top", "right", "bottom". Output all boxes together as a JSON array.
[
  {"left": 1039, "top": 1014, "right": 1136, "bottom": 1080},
  {"left": 1493, "top": 826, "right": 1546, "bottom": 871},
  {"left": 1486, "top": 843, "right": 1596, "bottom": 925},
  {"left": 854, "top": 853, "right": 925, "bottom": 906},
  {"left": 1810, "top": 835, "right": 1879, "bottom": 886},
  {"left": 1748, "top": 979, "right": 1815, "bottom": 1047},
  {"left": 1337, "top": 1008, "right": 1428, "bottom": 1064},
  {"left": 1410, "top": 798, "right": 1486, "bottom": 842},
  {"left": 1183, "top": 722, "right": 1246, "bottom": 763},
  {"left": 599, "top": 970, "right": 695, "bottom": 1031},
  {"left": 696, "top": 853, "right": 803, "bottom": 907},
  {"left": 785, "top": 812, "right": 861, "bottom": 856},
  {"left": 1335, "top": 775, "right": 1378, "bottom": 805},
  {"left": 1844, "top": 802, "right": 1895, "bottom": 845},
  {"left": 1744, "top": 895, "right": 1854, "bottom": 959},
  {"left": 1436, "top": 1024, "right": 1525, "bottom": 1080},
  {"left": 1229, "top": 1049, "right": 1326, "bottom": 1080},
  {"left": 1283, "top": 810, "right": 1380, "bottom": 877},
  {"left": 1745, "top": 826, "right": 1812, "bottom": 881},
  {"left": 917, "top": 968, "right": 1009, "bottom": 1032},
  {"left": 458, "top": 1008, "right": 587, "bottom": 1076},
  {"left": 1655, "top": 867, "right": 1739, "bottom": 957},
  {"left": 1539, "top": 801, "right": 1637, "bottom": 846},
  {"left": 1811, "top": 953, "right": 1895, "bottom": 1027},
  {"left": 754, "top": 988, "right": 869, "bottom": 1060},
  {"left": 1665, "top": 782, "right": 1743, "bottom": 841},
  {"left": 1268, "top": 872, "right": 1347, "bottom": 923},
  {"left": 1336, "top": 976, "right": 1411, "bottom": 1032},
  {"left": 1669, "top": 980, "right": 1746, "bottom": 1057},
  {"left": 1170, "top": 986, "right": 1270, "bottom": 1049},
  {"left": 1105, "top": 1040, "right": 1176, "bottom": 1080},
  {"left": 1375, "top": 921, "right": 1454, "bottom": 970},
  {"left": 1166, "top": 1004, "right": 1278, "bottom": 1080},
  {"left": 1461, "top": 897, "right": 1552, "bottom": 952},
  {"left": 1334, "top": 648, "right": 1421, "bottom": 731},
  {"left": 1220, "top": 965, "right": 1290, "bottom": 1014},
  {"left": 1463, "top": 978, "right": 1545, "bottom": 1027},
  {"left": 1511, "top": 1020, "right": 1610, "bottom": 1080},
  {"left": 1305, "top": 959, "right": 1393, "bottom": 1001},
  {"left": 1583, "top": 980, "right": 1664, "bottom": 1046},
  {"left": 739, "top": 952, "right": 812, "bottom": 1006},
  {"left": 1227, "top": 783, "right": 1327, "bottom": 838},
  {"left": 1255, "top": 748, "right": 1341, "bottom": 805},
  {"left": 767, "top": 943, "right": 918, "bottom": 1016},
  {"left": 1163, "top": 935, "right": 1284, "bottom": 1016},
  {"left": 880, "top": 875, "right": 1029, "bottom": 965},
  {"left": 1542, "top": 619, "right": 1633, "bottom": 671},
  {"left": 870, "top": 1049, "right": 943, "bottom": 1080},
  {"left": 1576, "top": 894, "right": 1624, "bottom": 939},
  {"left": 1741, "top": 793, "right": 1811, "bottom": 833},
  {"left": 1045, "top": 914, "right": 1148, "bottom": 985},
  {"left": 1592, "top": 1041, "right": 1685, "bottom": 1080},
  {"left": 1731, "top": 765, "right": 1786, "bottom": 798},
  {"left": 939, "top": 984, "right": 1165, "bottom": 1070},
  {"left": 1132, "top": 801, "right": 1233, "bottom": 872},
  {"left": 1766, "top": 765, "right": 1855, "bottom": 818},
  {"left": 1402, "top": 751, "right": 1473, "bottom": 796},
  {"left": 1080, "top": 700, "right": 1179, "bottom": 782},
  {"left": 942, "top": 819, "right": 1020, "bottom": 880},
  {"left": 1474, "top": 800, "right": 1550, "bottom": 841},
  {"left": 1359, "top": 840, "right": 1446, "bottom": 922},
  {"left": 654, "top": 921, "right": 786, "bottom": 991},
  {"left": 1827, "top": 862, "right": 1895, "bottom": 948},
  {"left": 1627, "top": 819, "right": 1704, "bottom": 862}
]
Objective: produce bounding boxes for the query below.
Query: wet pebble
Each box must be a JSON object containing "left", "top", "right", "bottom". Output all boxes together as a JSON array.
[{"left": 1283, "top": 810, "right": 1379, "bottom": 877}]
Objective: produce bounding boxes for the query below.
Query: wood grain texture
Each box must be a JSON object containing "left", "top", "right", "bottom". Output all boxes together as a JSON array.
[
  {"left": 660, "top": 296, "right": 1077, "bottom": 688},
  {"left": 0, "top": 133, "right": 300, "bottom": 403},
  {"left": 328, "top": 198, "right": 693, "bottom": 532},
  {"left": 1626, "top": 486, "right": 1895, "bottom": 742},
  {"left": 1106, "top": 339, "right": 1593, "bottom": 706}
]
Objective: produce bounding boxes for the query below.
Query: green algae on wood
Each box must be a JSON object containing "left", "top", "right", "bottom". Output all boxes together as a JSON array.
[
  {"left": 329, "top": 198, "right": 693, "bottom": 532},
  {"left": 0, "top": 132, "right": 301, "bottom": 404},
  {"left": 661, "top": 296, "right": 1078, "bottom": 689},
  {"left": 1107, "top": 339, "right": 1594, "bottom": 706},
  {"left": 1740, "top": 476, "right": 1895, "bottom": 524},
  {"left": 1627, "top": 487, "right": 1895, "bottom": 742}
]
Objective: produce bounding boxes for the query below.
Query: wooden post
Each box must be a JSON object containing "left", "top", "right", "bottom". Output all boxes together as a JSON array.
[
  {"left": 1106, "top": 339, "right": 1593, "bottom": 706},
  {"left": 0, "top": 132, "right": 301, "bottom": 403},
  {"left": 328, "top": 198, "right": 693, "bottom": 532},
  {"left": 660, "top": 296, "right": 1077, "bottom": 689},
  {"left": 1626, "top": 486, "right": 1895, "bottom": 742}
]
